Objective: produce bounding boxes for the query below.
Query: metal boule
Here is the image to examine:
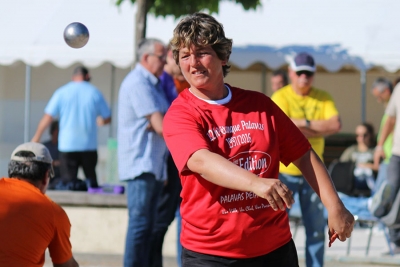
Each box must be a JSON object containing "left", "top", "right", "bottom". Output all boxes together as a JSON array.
[{"left": 63, "top": 22, "right": 89, "bottom": 49}]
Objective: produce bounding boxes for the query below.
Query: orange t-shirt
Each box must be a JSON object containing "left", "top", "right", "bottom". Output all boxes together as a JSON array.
[
  {"left": 0, "top": 178, "right": 72, "bottom": 266},
  {"left": 173, "top": 78, "right": 190, "bottom": 94}
]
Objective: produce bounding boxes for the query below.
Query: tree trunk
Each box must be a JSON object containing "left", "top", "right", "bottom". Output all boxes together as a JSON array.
[{"left": 134, "top": 0, "right": 148, "bottom": 63}]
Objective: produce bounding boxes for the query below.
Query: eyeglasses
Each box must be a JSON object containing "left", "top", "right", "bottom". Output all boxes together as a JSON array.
[
  {"left": 149, "top": 53, "right": 166, "bottom": 61},
  {"left": 296, "top": 71, "right": 314, "bottom": 77}
]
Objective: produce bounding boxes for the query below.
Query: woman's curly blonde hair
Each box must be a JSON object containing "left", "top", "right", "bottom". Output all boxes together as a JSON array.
[{"left": 170, "top": 12, "right": 233, "bottom": 77}]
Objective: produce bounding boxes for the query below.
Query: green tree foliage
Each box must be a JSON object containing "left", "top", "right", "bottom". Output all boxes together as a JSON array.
[
  {"left": 115, "top": 0, "right": 261, "bottom": 62},
  {"left": 116, "top": 0, "right": 261, "bottom": 18}
]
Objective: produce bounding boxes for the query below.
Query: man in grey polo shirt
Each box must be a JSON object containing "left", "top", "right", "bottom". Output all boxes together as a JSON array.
[{"left": 117, "top": 38, "right": 169, "bottom": 267}]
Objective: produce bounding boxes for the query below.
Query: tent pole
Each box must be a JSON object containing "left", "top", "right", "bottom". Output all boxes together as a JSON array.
[
  {"left": 360, "top": 70, "right": 366, "bottom": 123},
  {"left": 110, "top": 64, "right": 116, "bottom": 138},
  {"left": 261, "top": 65, "right": 267, "bottom": 95},
  {"left": 24, "top": 64, "right": 31, "bottom": 142}
]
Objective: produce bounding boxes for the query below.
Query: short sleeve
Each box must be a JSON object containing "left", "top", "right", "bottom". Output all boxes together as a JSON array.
[
  {"left": 48, "top": 203, "right": 73, "bottom": 264},
  {"left": 385, "top": 85, "right": 400, "bottom": 117},
  {"left": 44, "top": 90, "right": 61, "bottom": 118},
  {"left": 131, "top": 82, "right": 163, "bottom": 118},
  {"left": 95, "top": 90, "right": 111, "bottom": 118},
  {"left": 164, "top": 103, "right": 209, "bottom": 173},
  {"left": 321, "top": 93, "right": 339, "bottom": 119}
]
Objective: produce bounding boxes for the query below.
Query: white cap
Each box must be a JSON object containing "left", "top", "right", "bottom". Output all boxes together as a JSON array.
[
  {"left": 289, "top": 52, "right": 316, "bottom": 72},
  {"left": 11, "top": 142, "right": 54, "bottom": 177}
]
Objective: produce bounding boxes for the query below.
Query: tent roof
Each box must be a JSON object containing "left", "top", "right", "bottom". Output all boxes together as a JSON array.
[
  {"left": 0, "top": 0, "right": 398, "bottom": 71},
  {"left": 0, "top": 0, "right": 135, "bottom": 69},
  {"left": 230, "top": 44, "right": 367, "bottom": 72},
  {"left": 146, "top": 0, "right": 400, "bottom": 73}
]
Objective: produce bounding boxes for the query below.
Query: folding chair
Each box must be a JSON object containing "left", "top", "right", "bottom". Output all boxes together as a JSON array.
[
  {"left": 328, "top": 160, "right": 355, "bottom": 195},
  {"left": 328, "top": 160, "right": 372, "bottom": 197},
  {"left": 329, "top": 160, "right": 393, "bottom": 255},
  {"left": 346, "top": 215, "right": 387, "bottom": 256}
]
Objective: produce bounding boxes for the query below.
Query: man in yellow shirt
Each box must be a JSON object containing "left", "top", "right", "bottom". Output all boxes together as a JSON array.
[{"left": 272, "top": 52, "right": 341, "bottom": 267}]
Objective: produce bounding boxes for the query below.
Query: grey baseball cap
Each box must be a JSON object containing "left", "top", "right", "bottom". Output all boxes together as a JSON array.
[{"left": 10, "top": 142, "right": 54, "bottom": 177}]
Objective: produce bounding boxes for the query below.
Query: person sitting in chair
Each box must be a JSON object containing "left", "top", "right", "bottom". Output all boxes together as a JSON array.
[{"left": 339, "top": 122, "right": 378, "bottom": 192}]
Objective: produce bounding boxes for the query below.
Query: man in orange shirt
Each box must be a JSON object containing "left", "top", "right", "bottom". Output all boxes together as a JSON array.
[{"left": 0, "top": 142, "right": 78, "bottom": 267}]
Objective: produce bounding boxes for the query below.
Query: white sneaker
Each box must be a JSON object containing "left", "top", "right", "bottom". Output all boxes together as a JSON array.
[{"left": 368, "top": 181, "right": 392, "bottom": 218}]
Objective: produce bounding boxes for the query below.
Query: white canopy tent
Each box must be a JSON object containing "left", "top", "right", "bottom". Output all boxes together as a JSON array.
[
  {"left": 230, "top": 44, "right": 367, "bottom": 72},
  {"left": 0, "top": 0, "right": 398, "bottom": 142},
  {"left": 2, "top": 0, "right": 398, "bottom": 70},
  {"left": 0, "top": 0, "right": 135, "bottom": 68},
  {"left": 147, "top": 0, "right": 400, "bottom": 73}
]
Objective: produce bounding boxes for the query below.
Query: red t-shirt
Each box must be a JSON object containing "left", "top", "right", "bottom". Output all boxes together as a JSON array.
[
  {"left": 0, "top": 178, "right": 73, "bottom": 266},
  {"left": 164, "top": 85, "right": 311, "bottom": 258}
]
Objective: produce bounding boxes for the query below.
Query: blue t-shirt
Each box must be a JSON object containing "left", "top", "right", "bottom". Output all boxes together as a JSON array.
[
  {"left": 45, "top": 81, "right": 111, "bottom": 152},
  {"left": 117, "top": 64, "right": 170, "bottom": 181}
]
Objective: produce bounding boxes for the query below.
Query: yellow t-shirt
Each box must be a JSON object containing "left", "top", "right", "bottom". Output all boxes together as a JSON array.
[{"left": 271, "top": 84, "right": 339, "bottom": 175}]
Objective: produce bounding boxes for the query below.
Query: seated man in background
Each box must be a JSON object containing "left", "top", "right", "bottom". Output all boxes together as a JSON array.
[{"left": 0, "top": 142, "right": 78, "bottom": 267}]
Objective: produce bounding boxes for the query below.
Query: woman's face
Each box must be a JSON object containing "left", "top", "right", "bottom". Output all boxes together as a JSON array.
[
  {"left": 178, "top": 44, "right": 226, "bottom": 92},
  {"left": 355, "top": 125, "right": 371, "bottom": 146}
]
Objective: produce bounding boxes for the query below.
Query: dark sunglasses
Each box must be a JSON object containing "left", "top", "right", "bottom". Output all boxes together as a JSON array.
[{"left": 296, "top": 71, "right": 314, "bottom": 77}]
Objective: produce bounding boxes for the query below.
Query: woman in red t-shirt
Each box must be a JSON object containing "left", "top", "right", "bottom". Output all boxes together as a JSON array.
[{"left": 163, "top": 12, "right": 354, "bottom": 267}]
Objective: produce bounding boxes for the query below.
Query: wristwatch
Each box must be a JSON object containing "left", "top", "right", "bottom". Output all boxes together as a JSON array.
[{"left": 305, "top": 119, "right": 311, "bottom": 128}]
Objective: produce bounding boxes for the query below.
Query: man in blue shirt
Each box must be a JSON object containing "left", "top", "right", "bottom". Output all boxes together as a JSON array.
[
  {"left": 149, "top": 47, "right": 185, "bottom": 267},
  {"left": 32, "top": 66, "right": 111, "bottom": 188},
  {"left": 117, "top": 38, "right": 169, "bottom": 267}
]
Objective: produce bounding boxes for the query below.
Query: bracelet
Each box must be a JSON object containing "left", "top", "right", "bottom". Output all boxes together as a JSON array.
[
  {"left": 305, "top": 119, "right": 311, "bottom": 128},
  {"left": 375, "top": 145, "right": 383, "bottom": 151}
]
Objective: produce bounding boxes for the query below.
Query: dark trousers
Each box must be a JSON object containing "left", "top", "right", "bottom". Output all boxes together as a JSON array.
[
  {"left": 149, "top": 154, "right": 182, "bottom": 267},
  {"left": 386, "top": 155, "right": 400, "bottom": 244},
  {"left": 181, "top": 239, "right": 299, "bottom": 267},
  {"left": 59, "top": 150, "right": 98, "bottom": 188}
]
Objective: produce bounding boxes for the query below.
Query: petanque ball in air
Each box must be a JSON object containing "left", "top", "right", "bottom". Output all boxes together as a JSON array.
[{"left": 63, "top": 22, "right": 89, "bottom": 49}]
